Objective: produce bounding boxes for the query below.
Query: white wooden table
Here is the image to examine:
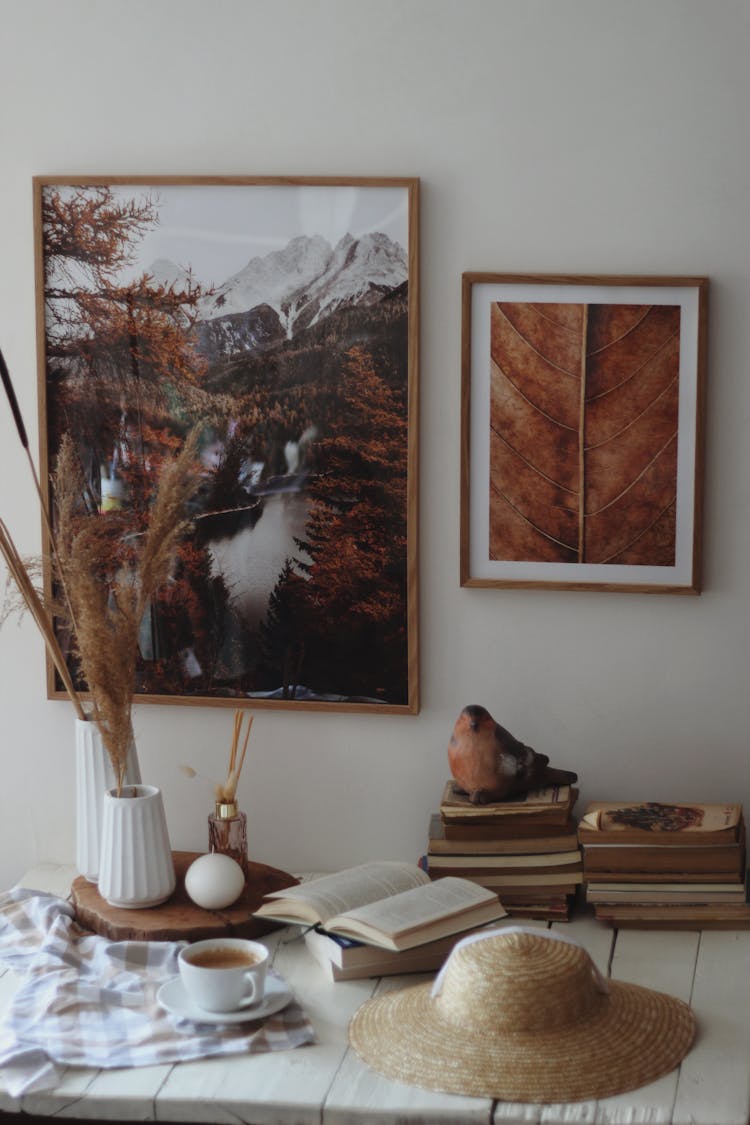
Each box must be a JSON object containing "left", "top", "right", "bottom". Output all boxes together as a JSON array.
[{"left": 1, "top": 864, "right": 750, "bottom": 1125}]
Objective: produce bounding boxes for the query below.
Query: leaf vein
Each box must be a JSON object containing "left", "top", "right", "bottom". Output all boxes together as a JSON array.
[
  {"left": 529, "top": 304, "right": 580, "bottom": 335},
  {"left": 492, "top": 360, "right": 577, "bottom": 432},
  {"left": 495, "top": 305, "right": 579, "bottom": 378},
  {"left": 597, "top": 499, "right": 676, "bottom": 564},
  {"left": 587, "top": 306, "right": 653, "bottom": 357},
  {"left": 587, "top": 330, "right": 679, "bottom": 402},
  {"left": 585, "top": 371, "right": 678, "bottom": 450},
  {"left": 587, "top": 432, "right": 677, "bottom": 516},
  {"left": 490, "top": 480, "right": 577, "bottom": 553},
  {"left": 491, "top": 425, "right": 577, "bottom": 496}
]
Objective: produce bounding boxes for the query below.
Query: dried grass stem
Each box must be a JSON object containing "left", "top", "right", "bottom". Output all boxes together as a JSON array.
[
  {"left": 53, "top": 431, "right": 200, "bottom": 791},
  {"left": 0, "top": 518, "right": 86, "bottom": 719}
]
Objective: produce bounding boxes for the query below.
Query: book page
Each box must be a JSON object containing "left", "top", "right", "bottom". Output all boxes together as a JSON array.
[
  {"left": 259, "top": 861, "right": 430, "bottom": 924},
  {"left": 327, "top": 876, "right": 499, "bottom": 939}
]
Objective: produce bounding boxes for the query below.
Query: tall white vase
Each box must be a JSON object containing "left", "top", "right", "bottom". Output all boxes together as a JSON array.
[
  {"left": 75, "top": 718, "right": 142, "bottom": 883},
  {"left": 98, "top": 785, "right": 176, "bottom": 908}
]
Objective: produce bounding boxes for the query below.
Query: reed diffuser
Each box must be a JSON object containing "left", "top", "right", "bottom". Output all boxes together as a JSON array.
[{"left": 208, "top": 710, "right": 253, "bottom": 874}]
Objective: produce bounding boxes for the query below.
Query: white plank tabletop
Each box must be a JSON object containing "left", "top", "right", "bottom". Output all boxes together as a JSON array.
[{"left": 0, "top": 866, "right": 748, "bottom": 1125}]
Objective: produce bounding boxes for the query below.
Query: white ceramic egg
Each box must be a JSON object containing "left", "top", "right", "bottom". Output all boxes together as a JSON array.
[{"left": 184, "top": 852, "right": 245, "bottom": 910}]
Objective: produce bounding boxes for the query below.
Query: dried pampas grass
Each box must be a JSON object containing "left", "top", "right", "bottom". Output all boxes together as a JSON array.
[
  {"left": 0, "top": 518, "right": 86, "bottom": 719},
  {"left": 0, "top": 345, "right": 86, "bottom": 718},
  {"left": 53, "top": 430, "right": 201, "bottom": 791},
  {"left": 1, "top": 344, "right": 201, "bottom": 791}
]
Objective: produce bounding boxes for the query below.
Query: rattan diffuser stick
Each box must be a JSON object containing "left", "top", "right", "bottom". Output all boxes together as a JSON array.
[{"left": 220, "top": 710, "right": 253, "bottom": 803}]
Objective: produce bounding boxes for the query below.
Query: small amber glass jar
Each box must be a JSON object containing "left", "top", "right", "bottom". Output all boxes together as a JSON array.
[{"left": 208, "top": 800, "right": 248, "bottom": 876}]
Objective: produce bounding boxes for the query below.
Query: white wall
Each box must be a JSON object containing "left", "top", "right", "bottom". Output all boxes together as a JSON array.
[{"left": 1, "top": 0, "right": 749, "bottom": 889}]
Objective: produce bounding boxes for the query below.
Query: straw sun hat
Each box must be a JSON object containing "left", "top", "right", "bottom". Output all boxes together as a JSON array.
[{"left": 348, "top": 926, "right": 696, "bottom": 1103}]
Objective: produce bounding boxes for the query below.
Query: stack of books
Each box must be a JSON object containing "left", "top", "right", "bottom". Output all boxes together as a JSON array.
[
  {"left": 253, "top": 859, "right": 509, "bottom": 980},
  {"left": 425, "top": 780, "right": 583, "bottom": 920},
  {"left": 579, "top": 800, "right": 750, "bottom": 928},
  {"left": 303, "top": 918, "right": 503, "bottom": 980}
]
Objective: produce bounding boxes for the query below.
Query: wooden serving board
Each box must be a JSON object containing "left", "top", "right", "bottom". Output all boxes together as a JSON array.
[{"left": 71, "top": 850, "right": 298, "bottom": 942}]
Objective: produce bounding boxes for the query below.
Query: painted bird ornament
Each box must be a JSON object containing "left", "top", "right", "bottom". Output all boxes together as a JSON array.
[{"left": 448, "top": 705, "right": 578, "bottom": 804}]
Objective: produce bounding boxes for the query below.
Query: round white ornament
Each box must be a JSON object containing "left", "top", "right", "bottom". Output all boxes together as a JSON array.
[{"left": 184, "top": 852, "right": 245, "bottom": 910}]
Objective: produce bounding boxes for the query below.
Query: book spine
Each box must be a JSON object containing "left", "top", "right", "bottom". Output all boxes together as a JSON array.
[
  {"left": 582, "top": 849, "right": 744, "bottom": 875},
  {"left": 578, "top": 828, "right": 740, "bottom": 847},
  {"left": 429, "top": 836, "right": 580, "bottom": 855},
  {"left": 444, "top": 819, "right": 577, "bottom": 840},
  {"left": 582, "top": 866, "right": 744, "bottom": 883},
  {"left": 428, "top": 862, "right": 583, "bottom": 878}
]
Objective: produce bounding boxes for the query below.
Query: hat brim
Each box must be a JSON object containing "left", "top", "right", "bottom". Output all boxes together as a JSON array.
[{"left": 349, "top": 977, "right": 696, "bottom": 1103}]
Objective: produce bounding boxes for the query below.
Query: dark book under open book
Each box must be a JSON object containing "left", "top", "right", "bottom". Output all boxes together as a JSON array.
[{"left": 303, "top": 916, "right": 507, "bottom": 980}]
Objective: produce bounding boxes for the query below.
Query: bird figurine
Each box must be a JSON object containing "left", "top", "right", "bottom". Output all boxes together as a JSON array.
[{"left": 448, "top": 704, "right": 578, "bottom": 804}]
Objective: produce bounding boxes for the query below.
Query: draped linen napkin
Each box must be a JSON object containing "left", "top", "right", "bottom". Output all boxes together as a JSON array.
[{"left": 0, "top": 888, "right": 315, "bottom": 1096}]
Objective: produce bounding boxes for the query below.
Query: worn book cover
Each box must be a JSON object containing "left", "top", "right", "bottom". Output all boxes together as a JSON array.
[
  {"left": 427, "top": 853, "right": 582, "bottom": 877},
  {"left": 582, "top": 838, "right": 746, "bottom": 881},
  {"left": 461, "top": 868, "right": 584, "bottom": 886},
  {"left": 594, "top": 901, "right": 750, "bottom": 929},
  {"left": 578, "top": 801, "right": 742, "bottom": 844},
  {"left": 442, "top": 816, "right": 579, "bottom": 842},
  {"left": 586, "top": 878, "right": 746, "bottom": 905},
  {"left": 440, "top": 781, "right": 578, "bottom": 825},
  {"left": 582, "top": 865, "right": 745, "bottom": 884},
  {"left": 428, "top": 814, "right": 580, "bottom": 854}
]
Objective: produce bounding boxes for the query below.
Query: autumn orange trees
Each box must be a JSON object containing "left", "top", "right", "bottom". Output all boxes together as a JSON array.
[
  {"left": 41, "top": 185, "right": 208, "bottom": 507},
  {"left": 39, "top": 185, "right": 219, "bottom": 693},
  {"left": 260, "top": 345, "right": 409, "bottom": 703}
]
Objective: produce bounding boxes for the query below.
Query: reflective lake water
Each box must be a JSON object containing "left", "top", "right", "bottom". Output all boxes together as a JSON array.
[{"left": 207, "top": 490, "right": 310, "bottom": 632}]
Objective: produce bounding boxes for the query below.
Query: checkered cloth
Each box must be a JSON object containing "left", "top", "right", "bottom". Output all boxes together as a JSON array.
[{"left": 0, "top": 888, "right": 315, "bottom": 1096}]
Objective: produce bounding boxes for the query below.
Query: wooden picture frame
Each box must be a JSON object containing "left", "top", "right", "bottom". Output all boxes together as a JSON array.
[
  {"left": 461, "top": 274, "right": 708, "bottom": 593},
  {"left": 35, "top": 175, "right": 419, "bottom": 712}
]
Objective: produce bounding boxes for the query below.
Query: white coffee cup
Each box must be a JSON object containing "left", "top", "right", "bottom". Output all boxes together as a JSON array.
[{"left": 178, "top": 938, "right": 269, "bottom": 1012}]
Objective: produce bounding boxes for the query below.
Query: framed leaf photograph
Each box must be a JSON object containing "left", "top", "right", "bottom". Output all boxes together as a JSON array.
[
  {"left": 461, "top": 274, "right": 708, "bottom": 593},
  {"left": 35, "top": 176, "right": 419, "bottom": 712}
]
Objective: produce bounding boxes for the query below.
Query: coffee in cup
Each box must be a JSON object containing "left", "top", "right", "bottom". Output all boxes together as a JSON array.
[
  {"left": 179, "top": 938, "right": 269, "bottom": 1012},
  {"left": 187, "top": 946, "right": 261, "bottom": 970}
]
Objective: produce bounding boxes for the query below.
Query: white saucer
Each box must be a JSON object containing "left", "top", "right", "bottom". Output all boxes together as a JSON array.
[{"left": 157, "top": 972, "right": 294, "bottom": 1025}]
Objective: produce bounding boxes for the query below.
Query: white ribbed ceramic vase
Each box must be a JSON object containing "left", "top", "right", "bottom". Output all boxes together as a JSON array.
[
  {"left": 98, "top": 785, "right": 176, "bottom": 909},
  {"left": 75, "top": 718, "right": 142, "bottom": 883}
]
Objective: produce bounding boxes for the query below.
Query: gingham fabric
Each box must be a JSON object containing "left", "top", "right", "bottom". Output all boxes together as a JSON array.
[{"left": 0, "top": 889, "right": 315, "bottom": 1096}]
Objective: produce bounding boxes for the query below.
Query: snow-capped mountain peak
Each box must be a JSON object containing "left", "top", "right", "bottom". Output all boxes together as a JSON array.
[
  {"left": 303, "top": 231, "right": 407, "bottom": 328},
  {"left": 146, "top": 258, "right": 193, "bottom": 290},
  {"left": 199, "top": 231, "right": 406, "bottom": 341},
  {"left": 200, "top": 234, "right": 333, "bottom": 326}
]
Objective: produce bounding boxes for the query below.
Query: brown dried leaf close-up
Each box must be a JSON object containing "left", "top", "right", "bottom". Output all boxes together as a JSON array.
[{"left": 489, "top": 301, "right": 680, "bottom": 566}]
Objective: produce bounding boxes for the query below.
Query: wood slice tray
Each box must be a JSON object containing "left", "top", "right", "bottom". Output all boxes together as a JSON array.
[{"left": 71, "top": 851, "right": 298, "bottom": 942}]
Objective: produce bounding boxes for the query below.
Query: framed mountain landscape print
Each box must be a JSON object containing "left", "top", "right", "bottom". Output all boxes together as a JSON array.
[
  {"left": 35, "top": 176, "right": 419, "bottom": 712},
  {"left": 461, "top": 274, "right": 708, "bottom": 594}
]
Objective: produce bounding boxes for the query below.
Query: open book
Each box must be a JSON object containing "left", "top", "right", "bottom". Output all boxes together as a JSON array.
[{"left": 252, "top": 860, "right": 505, "bottom": 950}]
